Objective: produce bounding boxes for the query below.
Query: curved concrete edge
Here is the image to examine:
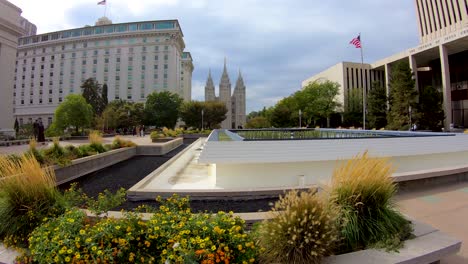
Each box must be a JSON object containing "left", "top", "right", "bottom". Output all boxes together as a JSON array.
[
  {"left": 136, "top": 137, "right": 183, "bottom": 155},
  {"left": 127, "top": 138, "right": 205, "bottom": 198},
  {"left": 127, "top": 186, "right": 314, "bottom": 201},
  {"left": 323, "top": 231, "right": 461, "bottom": 264},
  {"left": 393, "top": 164, "right": 468, "bottom": 182}
]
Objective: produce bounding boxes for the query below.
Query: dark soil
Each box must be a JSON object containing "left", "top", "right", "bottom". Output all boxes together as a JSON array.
[{"left": 59, "top": 139, "right": 278, "bottom": 213}]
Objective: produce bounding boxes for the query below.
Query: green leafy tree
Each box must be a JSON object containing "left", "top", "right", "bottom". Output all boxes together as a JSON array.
[
  {"left": 98, "top": 100, "right": 145, "bottom": 130},
  {"left": 81, "top": 78, "right": 106, "bottom": 116},
  {"left": 53, "top": 94, "right": 93, "bottom": 134},
  {"left": 343, "top": 88, "right": 363, "bottom": 127},
  {"left": 298, "top": 81, "right": 341, "bottom": 127},
  {"left": 203, "top": 101, "right": 228, "bottom": 129},
  {"left": 144, "top": 91, "right": 183, "bottom": 128},
  {"left": 270, "top": 103, "right": 294, "bottom": 127},
  {"left": 387, "top": 62, "right": 418, "bottom": 130},
  {"left": 367, "top": 81, "right": 388, "bottom": 129},
  {"left": 416, "top": 86, "right": 444, "bottom": 131},
  {"left": 179, "top": 101, "right": 205, "bottom": 129},
  {"left": 245, "top": 116, "right": 271, "bottom": 128}
]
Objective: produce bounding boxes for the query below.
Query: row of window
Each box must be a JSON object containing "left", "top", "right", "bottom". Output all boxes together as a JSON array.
[
  {"left": 18, "top": 45, "right": 170, "bottom": 61},
  {"left": 20, "top": 21, "right": 176, "bottom": 45},
  {"left": 416, "top": 0, "right": 468, "bottom": 37}
]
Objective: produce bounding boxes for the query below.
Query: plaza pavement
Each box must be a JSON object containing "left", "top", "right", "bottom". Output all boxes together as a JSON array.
[{"left": 396, "top": 181, "right": 468, "bottom": 264}]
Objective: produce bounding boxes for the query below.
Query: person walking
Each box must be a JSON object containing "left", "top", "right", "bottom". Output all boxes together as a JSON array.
[
  {"left": 140, "top": 125, "right": 145, "bottom": 137},
  {"left": 33, "top": 119, "right": 39, "bottom": 140}
]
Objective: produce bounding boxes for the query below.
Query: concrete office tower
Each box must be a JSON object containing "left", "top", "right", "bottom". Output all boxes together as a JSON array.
[
  {"left": 0, "top": 0, "right": 23, "bottom": 136},
  {"left": 303, "top": 0, "right": 468, "bottom": 130},
  {"left": 181, "top": 52, "right": 193, "bottom": 101},
  {"left": 415, "top": 0, "right": 468, "bottom": 43},
  {"left": 204, "top": 60, "right": 247, "bottom": 129},
  {"left": 19, "top": 16, "right": 37, "bottom": 37},
  {"left": 218, "top": 59, "right": 232, "bottom": 129},
  {"left": 13, "top": 19, "right": 193, "bottom": 126},
  {"left": 232, "top": 70, "right": 246, "bottom": 128}
]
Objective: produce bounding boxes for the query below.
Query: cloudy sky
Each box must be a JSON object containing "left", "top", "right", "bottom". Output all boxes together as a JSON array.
[{"left": 9, "top": 0, "right": 419, "bottom": 113}]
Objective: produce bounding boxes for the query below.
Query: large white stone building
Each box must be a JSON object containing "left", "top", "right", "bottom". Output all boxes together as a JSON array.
[
  {"left": 303, "top": 0, "right": 468, "bottom": 130},
  {"left": 0, "top": 0, "right": 26, "bottom": 136},
  {"left": 204, "top": 60, "right": 246, "bottom": 129},
  {"left": 13, "top": 18, "right": 193, "bottom": 126}
]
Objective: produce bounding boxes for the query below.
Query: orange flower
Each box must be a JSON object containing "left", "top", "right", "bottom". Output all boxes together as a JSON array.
[{"left": 195, "top": 249, "right": 205, "bottom": 255}]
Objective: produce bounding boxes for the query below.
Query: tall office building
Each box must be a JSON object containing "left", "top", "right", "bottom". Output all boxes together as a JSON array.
[
  {"left": 303, "top": 0, "right": 468, "bottom": 130},
  {"left": 0, "top": 0, "right": 24, "bottom": 136},
  {"left": 204, "top": 60, "right": 246, "bottom": 129},
  {"left": 13, "top": 18, "right": 193, "bottom": 126},
  {"left": 19, "top": 17, "right": 37, "bottom": 37}
]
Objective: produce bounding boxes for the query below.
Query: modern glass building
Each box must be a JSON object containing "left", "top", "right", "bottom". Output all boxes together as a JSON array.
[{"left": 13, "top": 18, "right": 193, "bottom": 126}]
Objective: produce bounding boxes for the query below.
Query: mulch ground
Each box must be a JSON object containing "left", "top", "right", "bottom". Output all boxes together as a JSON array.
[{"left": 59, "top": 140, "right": 278, "bottom": 213}]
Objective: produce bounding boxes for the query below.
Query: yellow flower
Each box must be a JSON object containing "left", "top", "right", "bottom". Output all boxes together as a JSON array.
[
  {"left": 67, "top": 249, "right": 72, "bottom": 254},
  {"left": 115, "top": 226, "right": 121, "bottom": 230},
  {"left": 211, "top": 245, "right": 216, "bottom": 251},
  {"left": 92, "top": 246, "right": 97, "bottom": 251},
  {"left": 54, "top": 256, "right": 59, "bottom": 262},
  {"left": 79, "top": 230, "right": 86, "bottom": 235},
  {"left": 65, "top": 256, "right": 71, "bottom": 262},
  {"left": 237, "top": 245, "right": 243, "bottom": 250},
  {"left": 75, "top": 253, "right": 81, "bottom": 259}
]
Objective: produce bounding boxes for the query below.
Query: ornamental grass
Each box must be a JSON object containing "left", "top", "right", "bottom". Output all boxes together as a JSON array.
[
  {"left": 256, "top": 189, "right": 340, "bottom": 264},
  {"left": 330, "top": 151, "right": 412, "bottom": 252},
  {"left": 0, "top": 154, "right": 62, "bottom": 246},
  {"left": 112, "top": 136, "right": 136, "bottom": 149}
]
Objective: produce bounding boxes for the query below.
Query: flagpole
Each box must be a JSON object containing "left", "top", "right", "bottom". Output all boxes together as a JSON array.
[
  {"left": 360, "top": 33, "right": 366, "bottom": 130},
  {"left": 104, "top": 2, "right": 107, "bottom": 17}
]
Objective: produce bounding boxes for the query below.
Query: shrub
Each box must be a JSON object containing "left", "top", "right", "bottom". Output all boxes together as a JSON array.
[
  {"left": 26, "top": 195, "right": 259, "bottom": 264},
  {"left": 0, "top": 154, "right": 63, "bottom": 246},
  {"left": 89, "top": 130, "right": 103, "bottom": 145},
  {"left": 150, "top": 131, "right": 164, "bottom": 141},
  {"left": 256, "top": 189, "right": 340, "bottom": 264},
  {"left": 42, "top": 138, "right": 71, "bottom": 166},
  {"left": 330, "top": 151, "right": 412, "bottom": 252},
  {"left": 111, "top": 136, "right": 136, "bottom": 149},
  {"left": 86, "top": 188, "right": 126, "bottom": 216},
  {"left": 27, "top": 139, "right": 45, "bottom": 165}
]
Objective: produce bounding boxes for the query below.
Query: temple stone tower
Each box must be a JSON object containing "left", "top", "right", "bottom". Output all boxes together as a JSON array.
[
  {"left": 204, "top": 59, "right": 246, "bottom": 129},
  {"left": 204, "top": 69, "right": 216, "bottom": 101}
]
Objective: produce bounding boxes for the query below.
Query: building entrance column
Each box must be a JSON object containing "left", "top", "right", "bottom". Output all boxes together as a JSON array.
[
  {"left": 409, "top": 55, "right": 419, "bottom": 93},
  {"left": 439, "top": 44, "right": 452, "bottom": 131},
  {"left": 384, "top": 63, "right": 391, "bottom": 109}
]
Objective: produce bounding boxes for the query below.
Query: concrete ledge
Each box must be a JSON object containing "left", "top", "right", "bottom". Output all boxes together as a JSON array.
[
  {"left": 394, "top": 165, "right": 468, "bottom": 192},
  {"left": 55, "top": 147, "right": 137, "bottom": 185},
  {"left": 136, "top": 137, "right": 183, "bottom": 155},
  {"left": 128, "top": 186, "right": 313, "bottom": 201},
  {"left": 323, "top": 230, "right": 461, "bottom": 264}
]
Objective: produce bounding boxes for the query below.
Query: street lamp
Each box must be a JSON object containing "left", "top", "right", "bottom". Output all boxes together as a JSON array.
[
  {"left": 201, "top": 109, "right": 204, "bottom": 130},
  {"left": 299, "top": 109, "right": 302, "bottom": 128}
]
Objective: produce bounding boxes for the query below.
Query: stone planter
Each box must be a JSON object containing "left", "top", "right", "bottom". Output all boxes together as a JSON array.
[{"left": 151, "top": 137, "right": 174, "bottom": 143}]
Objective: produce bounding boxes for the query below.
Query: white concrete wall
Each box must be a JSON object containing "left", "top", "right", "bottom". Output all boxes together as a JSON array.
[
  {"left": 215, "top": 150, "right": 468, "bottom": 189},
  {"left": 0, "top": 0, "right": 22, "bottom": 135}
]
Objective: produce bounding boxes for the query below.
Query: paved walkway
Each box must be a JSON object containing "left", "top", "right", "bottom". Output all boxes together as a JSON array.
[{"left": 396, "top": 182, "right": 468, "bottom": 264}]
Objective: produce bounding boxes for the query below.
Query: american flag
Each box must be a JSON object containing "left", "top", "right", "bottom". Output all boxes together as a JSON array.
[
  {"left": 349, "top": 35, "right": 361, "bottom": 48},
  {"left": 97, "top": 0, "right": 106, "bottom": 5}
]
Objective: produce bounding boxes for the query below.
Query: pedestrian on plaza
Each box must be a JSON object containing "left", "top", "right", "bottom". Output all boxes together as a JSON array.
[
  {"left": 37, "top": 120, "right": 46, "bottom": 144},
  {"left": 132, "top": 126, "right": 136, "bottom": 136},
  {"left": 33, "top": 119, "right": 39, "bottom": 140},
  {"left": 140, "top": 125, "right": 145, "bottom": 137}
]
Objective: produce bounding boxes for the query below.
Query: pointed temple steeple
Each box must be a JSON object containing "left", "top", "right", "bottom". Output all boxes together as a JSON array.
[{"left": 204, "top": 68, "right": 216, "bottom": 101}]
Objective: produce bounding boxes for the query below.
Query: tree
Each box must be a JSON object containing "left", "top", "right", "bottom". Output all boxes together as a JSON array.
[
  {"left": 367, "top": 81, "right": 388, "bottom": 129},
  {"left": 299, "top": 81, "right": 341, "bottom": 127},
  {"left": 270, "top": 103, "right": 293, "bottom": 127},
  {"left": 179, "top": 101, "right": 205, "bottom": 129},
  {"left": 245, "top": 116, "right": 270, "bottom": 128},
  {"left": 387, "top": 62, "right": 418, "bottom": 130},
  {"left": 343, "top": 88, "right": 363, "bottom": 127},
  {"left": 81, "top": 78, "right": 106, "bottom": 116},
  {"left": 144, "top": 91, "right": 183, "bottom": 128},
  {"left": 203, "top": 101, "right": 228, "bottom": 129},
  {"left": 416, "top": 86, "right": 444, "bottom": 131},
  {"left": 97, "top": 100, "right": 145, "bottom": 130},
  {"left": 53, "top": 94, "right": 93, "bottom": 134}
]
